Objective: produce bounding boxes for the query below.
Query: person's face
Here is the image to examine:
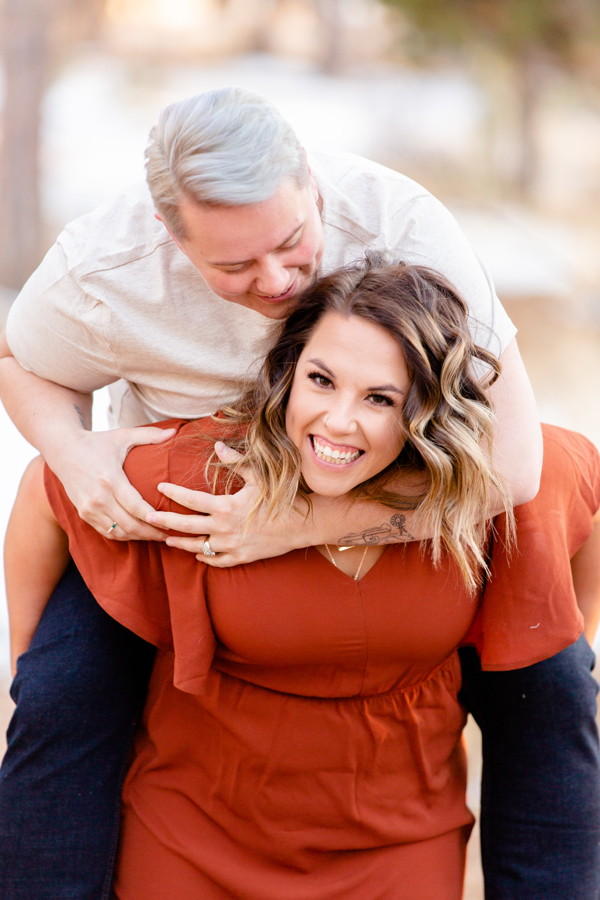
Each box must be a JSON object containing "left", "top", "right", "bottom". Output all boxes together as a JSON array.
[
  {"left": 285, "top": 312, "right": 410, "bottom": 497},
  {"left": 160, "top": 175, "right": 324, "bottom": 320}
]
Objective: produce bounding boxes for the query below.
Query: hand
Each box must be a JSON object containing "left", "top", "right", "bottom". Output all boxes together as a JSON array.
[
  {"left": 48, "top": 426, "right": 177, "bottom": 540},
  {"left": 147, "top": 442, "right": 308, "bottom": 566}
]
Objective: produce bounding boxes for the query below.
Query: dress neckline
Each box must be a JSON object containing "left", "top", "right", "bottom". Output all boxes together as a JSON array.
[{"left": 310, "top": 544, "right": 389, "bottom": 584}]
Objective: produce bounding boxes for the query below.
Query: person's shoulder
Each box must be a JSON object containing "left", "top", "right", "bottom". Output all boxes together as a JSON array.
[
  {"left": 57, "top": 182, "right": 174, "bottom": 280},
  {"left": 309, "top": 148, "right": 455, "bottom": 259},
  {"left": 541, "top": 423, "right": 599, "bottom": 469},
  {"left": 309, "top": 148, "right": 428, "bottom": 198},
  {"left": 539, "top": 423, "right": 600, "bottom": 510},
  {"left": 124, "top": 417, "right": 245, "bottom": 510}
]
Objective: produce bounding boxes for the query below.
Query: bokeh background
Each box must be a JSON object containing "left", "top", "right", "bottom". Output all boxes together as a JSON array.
[{"left": 2, "top": 2, "right": 600, "bottom": 895}]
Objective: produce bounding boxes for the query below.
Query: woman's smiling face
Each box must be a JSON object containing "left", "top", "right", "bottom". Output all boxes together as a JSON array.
[{"left": 285, "top": 312, "right": 410, "bottom": 497}]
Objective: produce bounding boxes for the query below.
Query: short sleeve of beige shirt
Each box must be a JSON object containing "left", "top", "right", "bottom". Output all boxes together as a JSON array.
[{"left": 7, "top": 153, "right": 516, "bottom": 428}]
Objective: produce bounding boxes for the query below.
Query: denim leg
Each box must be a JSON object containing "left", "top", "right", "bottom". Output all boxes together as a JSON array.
[
  {"left": 459, "top": 634, "right": 600, "bottom": 900},
  {"left": 0, "top": 561, "right": 156, "bottom": 900}
]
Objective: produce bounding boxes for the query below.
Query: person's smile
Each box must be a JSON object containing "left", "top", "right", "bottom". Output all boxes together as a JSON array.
[
  {"left": 309, "top": 435, "right": 364, "bottom": 466},
  {"left": 286, "top": 312, "right": 410, "bottom": 497}
]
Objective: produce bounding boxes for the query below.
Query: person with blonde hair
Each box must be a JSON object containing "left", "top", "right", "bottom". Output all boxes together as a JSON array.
[{"left": 6, "top": 258, "right": 600, "bottom": 899}]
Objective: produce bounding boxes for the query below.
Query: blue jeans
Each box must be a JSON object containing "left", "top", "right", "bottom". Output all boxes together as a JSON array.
[
  {"left": 0, "top": 564, "right": 599, "bottom": 899},
  {"left": 0, "top": 563, "right": 155, "bottom": 900},
  {"left": 459, "top": 638, "right": 600, "bottom": 899}
]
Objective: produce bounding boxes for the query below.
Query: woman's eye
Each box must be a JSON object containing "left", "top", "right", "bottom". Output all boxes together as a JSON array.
[
  {"left": 369, "top": 393, "right": 394, "bottom": 407},
  {"left": 308, "top": 372, "right": 332, "bottom": 388}
]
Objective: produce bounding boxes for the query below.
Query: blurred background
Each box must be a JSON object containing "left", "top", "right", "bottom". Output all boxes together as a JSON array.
[{"left": 2, "top": 2, "right": 600, "bottom": 895}]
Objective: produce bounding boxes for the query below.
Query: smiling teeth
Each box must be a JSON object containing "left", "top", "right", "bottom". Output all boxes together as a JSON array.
[{"left": 312, "top": 438, "right": 362, "bottom": 465}]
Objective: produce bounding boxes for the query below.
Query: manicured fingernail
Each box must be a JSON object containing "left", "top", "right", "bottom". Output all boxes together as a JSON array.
[
  {"left": 146, "top": 515, "right": 156, "bottom": 523},
  {"left": 166, "top": 538, "right": 175, "bottom": 546}
]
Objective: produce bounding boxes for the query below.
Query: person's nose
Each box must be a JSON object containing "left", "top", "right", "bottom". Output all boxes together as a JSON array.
[
  {"left": 254, "top": 257, "right": 291, "bottom": 297},
  {"left": 323, "top": 397, "right": 359, "bottom": 438}
]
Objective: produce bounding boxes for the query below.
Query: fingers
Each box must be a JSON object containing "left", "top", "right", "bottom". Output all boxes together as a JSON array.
[
  {"left": 214, "top": 441, "right": 257, "bottom": 486},
  {"left": 156, "top": 482, "right": 220, "bottom": 514},
  {"left": 196, "top": 552, "right": 238, "bottom": 568},
  {"left": 49, "top": 427, "right": 176, "bottom": 542},
  {"left": 165, "top": 534, "right": 209, "bottom": 554},
  {"left": 78, "top": 494, "right": 165, "bottom": 541},
  {"left": 101, "top": 509, "right": 166, "bottom": 542},
  {"left": 88, "top": 476, "right": 167, "bottom": 541},
  {"left": 125, "top": 426, "right": 177, "bottom": 450},
  {"left": 214, "top": 441, "right": 243, "bottom": 464},
  {"left": 152, "top": 480, "right": 261, "bottom": 555},
  {"left": 161, "top": 533, "right": 239, "bottom": 566},
  {"left": 147, "top": 509, "right": 209, "bottom": 535}
]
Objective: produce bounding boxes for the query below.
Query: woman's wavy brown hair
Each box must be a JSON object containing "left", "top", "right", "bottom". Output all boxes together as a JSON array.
[{"left": 215, "top": 255, "right": 512, "bottom": 590}]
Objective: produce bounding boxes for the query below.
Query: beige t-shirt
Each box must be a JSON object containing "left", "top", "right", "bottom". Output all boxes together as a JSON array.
[{"left": 7, "top": 150, "right": 515, "bottom": 428}]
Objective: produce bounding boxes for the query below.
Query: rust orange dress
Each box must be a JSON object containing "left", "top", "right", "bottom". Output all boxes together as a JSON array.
[{"left": 44, "top": 422, "right": 599, "bottom": 900}]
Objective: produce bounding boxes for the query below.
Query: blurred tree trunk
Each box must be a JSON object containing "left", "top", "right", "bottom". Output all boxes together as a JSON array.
[
  {"left": 315, "top": 0, "right": 345, "bottom": 74},
  {"left": 247, "top": 0, "right": 281, "bottom": 53},
  {"left": 515, "top": 51, "right": 543, "bottom": 197},
  {"left": 0, "top": 0, "right": 107, "bottom": 291},
  {"left": 380, "top": 0, "right": 600, "bottom": 200},
  {"left": 0, "top": 0, "right": 57, "bottom": 290}
]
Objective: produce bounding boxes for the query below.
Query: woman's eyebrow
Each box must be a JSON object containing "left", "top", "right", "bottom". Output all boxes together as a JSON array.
[
  {"left": 368, "top": 383, "right": 405, "bottom": 395},
  {"left": 209, "top": 225, "right": 304, "bottom": 267},
  {"left": 307, "top": 359, "right": 405, "bottom": 395},
  {"left": 306, "top": 358, "right": 335, "bottom": 378}
]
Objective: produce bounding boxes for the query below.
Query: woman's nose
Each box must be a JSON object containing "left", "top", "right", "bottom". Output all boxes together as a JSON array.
[{"left": 324, "top": 402, "right": 358, "bottom": 436}]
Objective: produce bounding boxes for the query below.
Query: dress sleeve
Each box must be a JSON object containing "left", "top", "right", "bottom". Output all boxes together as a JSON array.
[
  {"left": 43, "top": 418, "right": 227, "bottom": 694},
  {"left": 464, "top": 424, "right": 600, "bottom": 670}
]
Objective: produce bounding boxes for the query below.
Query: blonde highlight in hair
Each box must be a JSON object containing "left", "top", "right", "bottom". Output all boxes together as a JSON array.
[{"left": 216, "top": 256, "right": 513, "bottom": 591}]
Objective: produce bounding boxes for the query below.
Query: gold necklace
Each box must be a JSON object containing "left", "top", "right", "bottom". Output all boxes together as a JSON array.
[{"left": 324, "top": 544, "right": 369, "bottom": 581}]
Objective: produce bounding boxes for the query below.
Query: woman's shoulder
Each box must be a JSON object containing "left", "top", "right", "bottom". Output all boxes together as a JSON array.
[
  {"left": 123, "top": 417, "right": 245, "bottom": 510},
  {"left": 540, "top": 423, "right": 600, "bottom": 512}
]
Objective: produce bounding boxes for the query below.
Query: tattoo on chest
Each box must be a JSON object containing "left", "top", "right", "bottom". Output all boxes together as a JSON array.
[{"left": 338, "top": 513, "right": 414, "bottom": 546}]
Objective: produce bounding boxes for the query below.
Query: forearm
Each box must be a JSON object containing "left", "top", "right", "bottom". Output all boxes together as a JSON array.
[
  {"left": 488, "top": 338, "right": 543, "bottom": 506},
  {"left": 570, "top": 515, "right": 600, "bottom": 646},
  {"left": 291, "top": 494, "right": 422, "bottom": 549},
  {"left": 0, "top": 352, "right": 92, "bottom": 466},
  {"left": 5, "top": 457, "right": 70, "bottom": 675}
]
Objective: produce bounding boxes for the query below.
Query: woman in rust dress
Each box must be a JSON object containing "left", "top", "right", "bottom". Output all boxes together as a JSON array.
[{"left": 16, "top": 259, "right": 599, "bottom": 899}]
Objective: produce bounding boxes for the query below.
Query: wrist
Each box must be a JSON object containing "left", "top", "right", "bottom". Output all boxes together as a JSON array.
[
  {"left": 42, "top": 424, "right": 91, "bottom": 476},
  {"left": 291, "top": 494, "right": 341, "bottom": 549}
]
